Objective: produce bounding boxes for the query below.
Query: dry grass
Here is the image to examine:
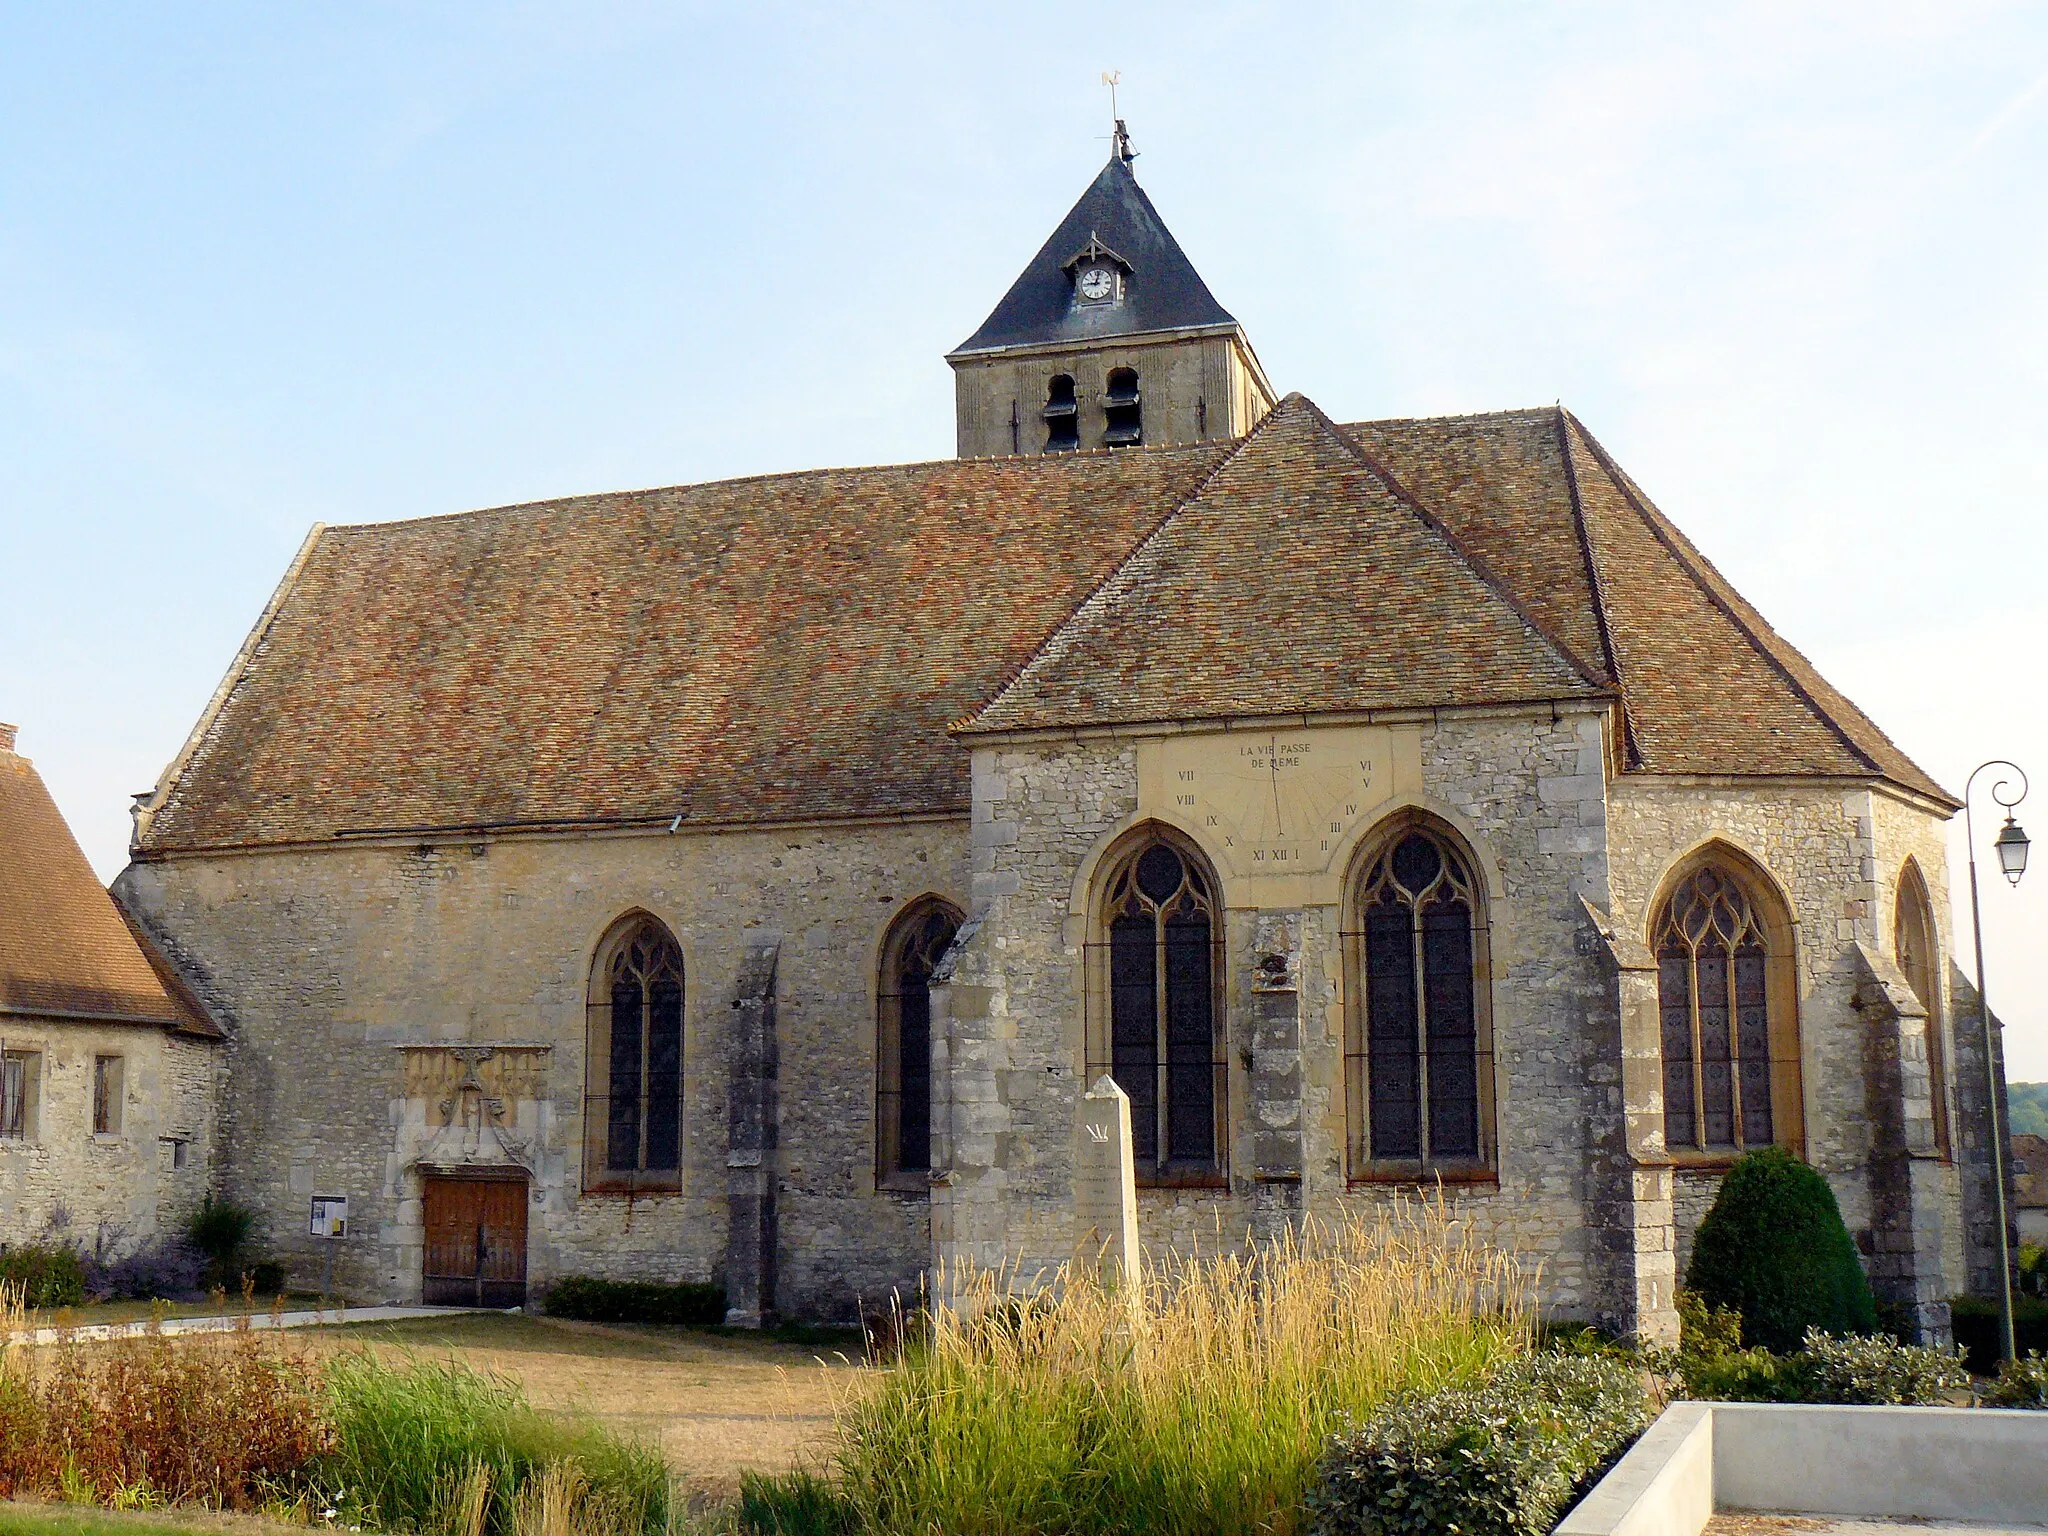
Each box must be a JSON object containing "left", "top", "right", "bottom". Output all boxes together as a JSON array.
[{"left": 824, "top": 1198, "right": 1533, "bottom": 1536}]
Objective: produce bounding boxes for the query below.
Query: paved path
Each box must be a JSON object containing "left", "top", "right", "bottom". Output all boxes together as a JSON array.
[{"left": 4, "top": 1303, "right": 500, "bottom": 1345}]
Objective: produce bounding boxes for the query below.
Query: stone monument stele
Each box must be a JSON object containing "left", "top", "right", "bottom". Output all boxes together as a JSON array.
[{"left": 1074, "top": 1074, "right": 1141, "bottom": 1296}]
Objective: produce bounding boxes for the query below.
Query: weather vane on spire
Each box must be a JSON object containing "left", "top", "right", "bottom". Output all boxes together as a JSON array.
[{"left": 1100, "top": 70, "right": 1136, "bottom": 163}]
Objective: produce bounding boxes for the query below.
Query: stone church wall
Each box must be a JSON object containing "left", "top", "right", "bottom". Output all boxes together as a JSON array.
[
  {"left": 0, "top": 1019, "right": 219, "bottom": 1253},
  {"left": 937, "top": 708, "right": 1624, "bottom": 1324},
  {"left": 116, "top": 819, "right": 969, "bottom": 1321},
  {"left": 1604, "top": 779, "right": 1965, "bottom": 1313}
]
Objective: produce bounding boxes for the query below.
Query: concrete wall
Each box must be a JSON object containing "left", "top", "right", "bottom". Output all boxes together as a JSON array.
[
  {"left": 0, "top": 1019, "right": 219, "bottom": 1253},
  {"left": 116, "top": 817, "right": 969, "bottom": 1321},
  {"left": 951, "top": 330, "right": 1270, "bottom": 457}
]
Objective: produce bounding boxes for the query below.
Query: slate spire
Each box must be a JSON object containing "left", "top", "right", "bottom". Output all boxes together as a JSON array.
[{"left": 950, "top": 136, "right": 1239, "bottom": 356}]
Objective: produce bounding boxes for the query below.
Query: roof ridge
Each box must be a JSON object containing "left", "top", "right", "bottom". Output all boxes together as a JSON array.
[
  {"left": 322, "top": 439, "right": 1238, "bottom": 535},
  {"left": 954, "top": 405, "right": 1294, "bottom": 732},
  {"left": 1341, "top": 405, "right": 1560, "bottom": 429},
  {"left": 1565, "top": 416, "right": 1939, "bottom": 795},
  {"left": 1316, "top": 398, "right": 1610, "bottom": 693},
  {"left": 1553, "top": 406, "right": 1639, "bottom": 767}
]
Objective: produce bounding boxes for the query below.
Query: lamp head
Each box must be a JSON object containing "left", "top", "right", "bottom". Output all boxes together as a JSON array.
[{"left": 1995, "top": 815, "right": 2030, "bottom": 886}]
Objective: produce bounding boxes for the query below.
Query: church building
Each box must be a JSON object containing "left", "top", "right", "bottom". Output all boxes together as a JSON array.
[{"left": 113, "top": 128, "right": 2007, "bottom": 1343}]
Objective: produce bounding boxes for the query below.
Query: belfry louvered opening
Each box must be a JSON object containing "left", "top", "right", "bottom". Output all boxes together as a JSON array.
[
  {"left": 1103, "top": 367, "right": 1142, "bottom": 447},
  {"left": 1043, "top": 374, "right": 1080, "bottom": 452},
  {"left": 1343, "top": 818, "right": 1496, "bottom": 1181},
  {"left": 1085, "top": 828, "right": 1227, "bottom": 1185},
  {"left": 584, "top": 914, "right": 685, "bottom": 1192}
]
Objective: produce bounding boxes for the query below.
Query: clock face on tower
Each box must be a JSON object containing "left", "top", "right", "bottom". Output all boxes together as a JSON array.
[
  {"left": 1077, "top": 265, "right": 1116, "bottom": 302},
  {"left": 1148, "top": 726, "right": 1391, "bottom": 884}
]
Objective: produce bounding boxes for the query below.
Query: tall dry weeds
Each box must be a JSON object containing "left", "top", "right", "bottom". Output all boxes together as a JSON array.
[
  {"left": 0, "top": 1292, "right": 331, "bottom": 1508},
  {"left": 831, "top": 1198, "right": 1531, "bottom": 1536}
]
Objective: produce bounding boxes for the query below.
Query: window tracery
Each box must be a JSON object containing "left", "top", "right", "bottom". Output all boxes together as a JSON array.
[
  {"left": 1655, "top": 866, "right": 1775, "bottom": 1154},
  {"left": 584, "top": 916, "right": 684, "bottom": 1191},
  {"left": 1345, "top": 824, "right": 1491, "bottom": 1176}
]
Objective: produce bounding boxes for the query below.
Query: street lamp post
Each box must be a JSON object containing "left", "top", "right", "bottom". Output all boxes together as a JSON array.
[{"left": 1964, "top": 759, "right": 2030, "bottom": 1365}]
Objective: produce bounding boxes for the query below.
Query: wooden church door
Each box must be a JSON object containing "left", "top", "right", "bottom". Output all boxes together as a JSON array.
[{"left": 422, "top": 1174, "right": 529, "bottom": 1307}]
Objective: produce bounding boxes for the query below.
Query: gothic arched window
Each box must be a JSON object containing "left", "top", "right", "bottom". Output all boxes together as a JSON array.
[
  {"left": 584, "top": 915, "right": 685, "bottom": 1191},
  {"left": 1043, "top": 374, "right": 1079, "bottom": 452},
  {"left": 877, "top": 897, "right": 961, "bottom": 1189},
  {"left": 1894, "top": 861, "right": 1950, "bottom": 1160},
  {"left": 1345, "top": 822, "right": 1493, "bottom": 1176},
  {"left": 1094, "top": 831, "right": 1224, "bottom": 1181},
  {"left": 1654, "top": 860, "right": 1800, "bottom": 1157}
]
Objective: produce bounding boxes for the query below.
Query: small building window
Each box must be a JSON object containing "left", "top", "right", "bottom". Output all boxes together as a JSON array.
[
  {"left": 92, "top": 1055, "right": 123, "bottom": 1135},
  {"left": 1043, "top": 374, "right": 1079, "bottom": 452},
  {"left": 584, "top": 915, "right": 685, "bottom": 1192},
  {"left": 876, "top": 897, "right": 962, "bottom": 1189},
  {"left": 0, "top": 1051, "right": 38, "bottom": 1140},
  {"left": 1090, "top": 829, "right": 1225, "bottom": 1183},
  {"left": 1344, "top": 821, "right": 1494, "bottom": 1178},
  {"left": 1103, "top": 368, "right": 1141, "bottom": 447}
]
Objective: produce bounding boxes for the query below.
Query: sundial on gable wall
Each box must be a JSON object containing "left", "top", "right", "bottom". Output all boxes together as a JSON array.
[{"left": 1136, "top": 724, "right": 1409, "bottom": 896}]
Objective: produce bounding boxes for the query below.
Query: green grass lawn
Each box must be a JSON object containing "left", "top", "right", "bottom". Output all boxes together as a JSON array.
[{"left": 0, "top": 1504, "right": 307, "bottom": 1536}]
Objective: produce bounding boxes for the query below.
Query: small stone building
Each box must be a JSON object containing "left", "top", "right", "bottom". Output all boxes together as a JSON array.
[
  {"left": 0, "top": 724, "right": 222, "bottom": 1255},
  {"left": 113, "top": 132, "right": 2009, "bottom": 1341}
]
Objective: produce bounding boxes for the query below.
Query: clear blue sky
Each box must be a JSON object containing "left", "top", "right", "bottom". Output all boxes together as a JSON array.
[{"left": 3, "top": 3, "right": 2045, "bottom": 1071}]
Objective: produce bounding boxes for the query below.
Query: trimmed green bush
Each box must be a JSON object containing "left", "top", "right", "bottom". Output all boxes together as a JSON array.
[
  {"left": 1305, "top": 1353, "right": 1647, "bottom": 1536},
  {"left": 1950, "top": 1294, "right": 2048, "bottom": 1373},
  {"left": 1982, "top": 1352, "right": 2048, "bottom": 1409},
  {"left": 1686, "top": 1147, "right": 1876, "bottom": 1352},
  {"left": 187, "top": 1195, "right": 256, "bottom": 1267},
  {"left": 0, "top": 1245, "right": 86, "bottom": 1309},
  {"left": 543, "top": 1274, "right": 725, "bottom": 1326}
]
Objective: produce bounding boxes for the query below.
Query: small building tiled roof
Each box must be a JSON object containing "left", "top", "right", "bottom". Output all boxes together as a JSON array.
[
  {"left": 0, "top": 730, "right": 221, "bottom": 1036},
  {"left": 2013, "top": 1132, "right": 2048, "bottom": 1211},
  {"left": 951, "top": 150, "right": 1239, "bottom": 356},
  {"left": 133, "top": 394, "right": 1952, "bottom": 857}
]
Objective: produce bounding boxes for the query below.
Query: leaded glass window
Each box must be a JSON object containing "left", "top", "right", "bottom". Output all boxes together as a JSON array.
[
  {"left": 1656, "top": 867, "right": 1774, "bottom": 1154},
  {"left": 585, "top": 918, "right": 684, "bottom": 1190},
  {"left": 1894, "top": 864, "right": 1950, "bottom": 1160},
  {"left": 878, "top": 899, "right": 960, "bottom": 1186},
  {"left": 1347, "top": 828, "right": 1490, "bottom": 1173},
  {"left": 1100, "top": 837, "right": 1223, "bottom": 1177}
]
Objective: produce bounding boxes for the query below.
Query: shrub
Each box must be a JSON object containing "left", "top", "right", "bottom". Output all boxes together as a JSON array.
[
  {"left": 2018, "top": 1243, "right": 2047, "bottom": 1300},
  {"left": 0, "top": 1245, "right": 86, "bottom": 1309},
  {"left": 832, "top": 1203, "right": 1531, "bottom": 1536},
  {"left": 1686, "top": 1147, "right": 1876, "bottom": 1352},
  {"left": 1305, "top": 1353, "right": 1647, "bottom": 1536},
  {"left": 1949, "top": 1295, "right": 2048, "bottom": 1374},
  {"left": 1982, "top": 1352, "right": 2048, "bottom": 1409},
  {"left": 1797, "top": 1329, "right": 1970, "bottom": 1405},
  {"left": 320, "top": 1351, "right": 669, "bottom": 1536},
  {"left": 188, "top": 1194, "right": 257, "bottom": 1271},
  {"left": 82, "top": 1236, "right": 207, "bottom": 1302},
  {"left": 543, "top": 1275, "right": 726, "bottom": 1326}
]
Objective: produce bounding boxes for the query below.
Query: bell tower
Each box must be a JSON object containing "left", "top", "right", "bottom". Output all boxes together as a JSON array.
[{"left": 948, "top": 124, "right": 1276, "bottom": 458}]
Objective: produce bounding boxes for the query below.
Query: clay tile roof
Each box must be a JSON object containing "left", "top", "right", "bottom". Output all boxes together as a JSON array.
[
  {"left": 138, "top": 399, "right": 1951, "bottom": 855},
  {"left": 951, "top": 152, "right": 1239, "bottom": 355},
  {"left": 963, "top": 395, "right": 1605, "bottom": 734},
  {"left": 137, "top": 444, "right": 1234, "bottom": 852},
  {"left": 1346, "top": 409, "right": 1955, "bottom": 806},
  {"left": 2013, "top": 1132, "right": 2048, "bottom": 1211},
  {"left": 0, "top": 733, "right": 214, "bottom": 1032}
]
